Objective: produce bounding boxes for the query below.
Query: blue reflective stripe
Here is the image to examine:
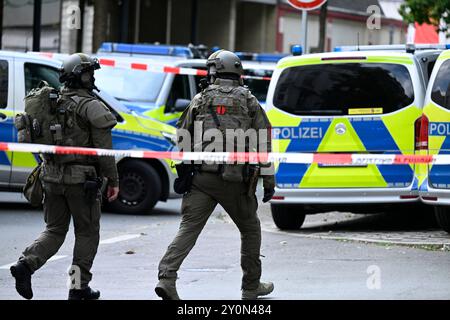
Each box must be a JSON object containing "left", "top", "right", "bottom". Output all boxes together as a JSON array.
[
  {"left": 351, "top": 120, "right": 414, "bottom": 185},
  {"left": 276, "top": 121, "right": 332, "bottom": 186},
  {"left": 429, "top": 136, "right": 450, "bottom": 188},
  {"left": 0, "top": 152, "right": 10, "bottom": 165}
]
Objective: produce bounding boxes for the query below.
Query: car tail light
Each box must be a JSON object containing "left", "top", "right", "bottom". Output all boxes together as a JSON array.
[
  {"left": 271, "top": 196, "right": 285, "bottom": 200},
  {"left": 422, "top": 196, "right": 438, "bottom": 201},
  {"left": 415, "top": 115, "right": 429, "bottom": 150}
]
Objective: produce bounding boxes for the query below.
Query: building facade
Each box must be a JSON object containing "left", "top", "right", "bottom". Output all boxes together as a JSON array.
[{"left": 1, "top": 0, "right": 409, "bottom": 54}]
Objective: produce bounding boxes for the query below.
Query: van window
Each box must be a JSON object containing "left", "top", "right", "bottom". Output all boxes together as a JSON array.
[
  {"left": 273, "top": 63, "right": 414, "bottom": 116},
  {"left": 24, "top": 63, "right": 62, "bottom": 94},
  {"left": 0, "top": 60, "right": 9, "bottom": 108},
  {"left": 431, "top": 60, "right": 450, "bottom": 109},
  {"left": 166, "top": 75, "right": 190, "bottom": 111}
]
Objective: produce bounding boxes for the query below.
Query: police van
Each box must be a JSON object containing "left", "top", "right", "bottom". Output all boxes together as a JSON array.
[
  {"left": 265, "top": 44, "right": 443, "bottom": 230},
  {"left": 0, "top": 51, "right": 178, "bottom": 214},
  {"left": 94, "top": 43, "right": 284, "bottom": 125},
  {"left": 419, "top": 49, "right": 450, "bottom": 232}
]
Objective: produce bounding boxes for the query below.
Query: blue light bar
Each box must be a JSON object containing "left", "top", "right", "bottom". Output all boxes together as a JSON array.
[
  {"left": 97, "top": 42, "right": 194, "bottom": 58},
  {"left": 256, "top": 53, "right": 289, "bottom": 62},
  {"left": 291, "top": 45, "right": 303, "bottom": 56}
]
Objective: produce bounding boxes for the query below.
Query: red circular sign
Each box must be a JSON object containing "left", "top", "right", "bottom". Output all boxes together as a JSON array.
[{"left": 287, "top": 0, "right": 327, "bottom": 11}]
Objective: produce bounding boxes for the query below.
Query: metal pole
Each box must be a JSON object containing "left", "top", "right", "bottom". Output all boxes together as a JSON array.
[
  {"left": 33, "top": 0, "right": 42, "bottom": 52},
  {"left": 76, "top": 0, "right": 85, "bottom": 52},
  {"left": 190, "top": 0, "right": 198, "bottom": 45},
  {"left": 166, "top": 0, "right": 172, "bottom": 44},
  {"left": 301, "top": 10, "right": 308, "bottom": 53}
]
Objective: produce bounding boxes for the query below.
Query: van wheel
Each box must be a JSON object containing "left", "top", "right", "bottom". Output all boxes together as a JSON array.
[
  {"left": 271, "top": 204, "right": 306, "bottom": 230},
  {"left": 106, "top": 160, "right": 161, "bottom": 214},
  {"left": 435, "top": 206, "right": 450, "bottom": 233}
]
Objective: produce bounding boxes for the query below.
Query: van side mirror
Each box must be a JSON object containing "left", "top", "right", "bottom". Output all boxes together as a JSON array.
[
  {"left": 0, "top": 112, "right": 6, "bottom": 120},
  {"left": 173, "top": 99, "right": 190, "bottom": 112}
]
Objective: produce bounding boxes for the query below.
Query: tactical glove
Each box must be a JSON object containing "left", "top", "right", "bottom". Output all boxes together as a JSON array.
[{"left": 262, "top": 188, "right": 275, "bottom": 203}]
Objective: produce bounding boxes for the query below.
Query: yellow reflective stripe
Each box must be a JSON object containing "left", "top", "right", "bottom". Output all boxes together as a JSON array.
[
  {"left": 11, "top": 152, "right": 38, "bottom": 168},
  {"left": 316, "top": 118, "right": 365, "bottom": 152},
  {"left": 415, "top": 149, "right": 428, "bottom": 187},
  {"left": 266, "top": 108, "right": 301, "bottom": 127},
  {"left": 278, "top": 56, "right": 413, "bottom": 69},
  {"left": 438, "top": 50, "right": 450, "bottom": 61},
  {"left": 116, "top": 112, "right": 176, "bottom": 136},
  {"left": 300, "top": 164, "right": 387, "bottom": 188},
  {"left": 382, "top": 106, "right": 421, "bottom": 171},
  {"left": 267, "top": 108, "right": 301, "bottom": 172},
  {"left": 143, "top": 105, "right": 182, "bottom": 123}
]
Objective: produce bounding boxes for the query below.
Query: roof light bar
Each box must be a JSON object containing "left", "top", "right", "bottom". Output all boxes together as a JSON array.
[{"left": 98, "top": 42, "right": 194, "bottom": 58}]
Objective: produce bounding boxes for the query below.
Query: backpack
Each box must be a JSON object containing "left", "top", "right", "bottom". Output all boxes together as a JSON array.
[{"left": 15, "top": 81, "right": 61, "bottom": 145}]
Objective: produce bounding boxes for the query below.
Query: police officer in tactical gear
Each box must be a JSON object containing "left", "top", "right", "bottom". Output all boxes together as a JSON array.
[
  {"left": 155, "top": 50, "right": 275, "bottom": 300},
  {"left": 10, "top": 53, "right": 119, "bottom": 300}
]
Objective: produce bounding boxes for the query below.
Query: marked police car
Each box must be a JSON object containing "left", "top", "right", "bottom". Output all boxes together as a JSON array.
[
  {"left": 94, "top": 43, "right": 206, "bottom": 126},
  {"left": 265, "top": 44, "right": 444, "bottom": 230},
  {"left": 419, "top": 49, "right": 450, "bottom": 232},
  {"left": 0, "top": 50, "right": 178, "bottom": 214},
  {"left": 94, "top": 43, "right": 285, "bottom": 124}
]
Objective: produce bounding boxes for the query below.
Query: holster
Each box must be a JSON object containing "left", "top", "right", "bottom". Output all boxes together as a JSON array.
[
  {"left": 244, "top": 164, "right": 260, "bottom": 197},
  {"left": 173, "top": 163, "right": 196, "bottom": 194},
  {"left": 84, "top": 176, "right": 103, "bottom": 205}
]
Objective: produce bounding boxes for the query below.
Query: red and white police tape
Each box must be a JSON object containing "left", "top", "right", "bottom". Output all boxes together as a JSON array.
[
  {"left": 1, "top": 142, "right": 449, "bottom": 165},
  {"left": 97, "top": 58, "right": 272, "bottom": 81},
  {"left": 31, "top": 52, "right": 272, "bottom": 81}
]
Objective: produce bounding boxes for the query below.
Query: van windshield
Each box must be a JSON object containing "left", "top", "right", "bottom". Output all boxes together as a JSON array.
[
  {"left": 273, "top": 63, "right": 414, "bottom": 116},
  {"left": 95, "top": 67, "right": 166, "bottom": 103}
]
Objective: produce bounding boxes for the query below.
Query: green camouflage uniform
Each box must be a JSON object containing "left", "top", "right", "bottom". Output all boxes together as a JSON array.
[
  {"left": 158, "top": 78, "right": 274, "bottom": 291},
  {"left": 19, "top": 87, "right": 118, "bottom": 288}
]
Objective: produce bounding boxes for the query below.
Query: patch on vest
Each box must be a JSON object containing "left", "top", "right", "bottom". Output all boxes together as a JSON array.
[{"left": 216, "top": 105, "right": 227, "bottom": 115}]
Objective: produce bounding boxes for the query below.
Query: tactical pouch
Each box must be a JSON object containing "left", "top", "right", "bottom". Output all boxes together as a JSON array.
[
  {"left": 221, "top": 164, "right": 244, "bottom": 183},
  {"left": 14, "top": 114, "right": 33, "bottom": 143},
  {"left": 63, "top": 165, "right": 97, "bottom": 184},
  {"left": 174, "top": 163, "right": 196, "bottom": 194},
  {"left": 23, "top": 164, "right": 43, "bottom": 207}
]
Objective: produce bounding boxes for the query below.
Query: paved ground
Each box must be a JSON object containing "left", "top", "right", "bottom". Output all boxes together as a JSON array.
[{"left": 0, "top": 191, "right": 449, "bottom": 300}]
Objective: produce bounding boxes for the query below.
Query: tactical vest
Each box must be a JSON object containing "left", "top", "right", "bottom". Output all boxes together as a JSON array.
[
  {"left": 15, "top": 82, "right": 98, "bottom": 166},
  {"left": 195, "top": 83, "right": 255, "bottom": 182}
]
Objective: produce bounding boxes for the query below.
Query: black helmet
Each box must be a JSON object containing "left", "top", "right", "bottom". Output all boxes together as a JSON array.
[
  {"left": 206, "top": 50, "right": 244, "bottom": 84},
  {"left": 60, "top": 53, "right": 100, "bottom": 89}
]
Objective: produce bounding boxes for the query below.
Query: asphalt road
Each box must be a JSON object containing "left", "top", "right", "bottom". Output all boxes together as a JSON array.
[{"left": 0, "top": 192, "right": 449, "bottom": 300}]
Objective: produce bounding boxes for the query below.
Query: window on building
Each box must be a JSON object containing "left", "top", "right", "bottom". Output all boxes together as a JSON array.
[{"left": 0, "top": 60, "right": 9, "bottom": 108}]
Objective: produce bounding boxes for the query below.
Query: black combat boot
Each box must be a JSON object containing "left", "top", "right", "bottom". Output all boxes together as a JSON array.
[
  {"left": 10, "top": 261, "right": 33, "bottom": 300},
  {"left": 68, "top": 287, "right": 101, "bottom": 300}
]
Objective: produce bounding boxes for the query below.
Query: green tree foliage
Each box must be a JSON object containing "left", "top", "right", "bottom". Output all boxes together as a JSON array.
[{"left": 399, "top": 0, "right": 450, "bottom": 33}]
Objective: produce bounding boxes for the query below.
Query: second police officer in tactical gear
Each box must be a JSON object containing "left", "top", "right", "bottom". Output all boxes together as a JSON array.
[
  {"left": 155, "top": 50, "right": 276, "bottom": 300},
  {"left": 10, "top": 53, "right": 119, "bottom": 300}
]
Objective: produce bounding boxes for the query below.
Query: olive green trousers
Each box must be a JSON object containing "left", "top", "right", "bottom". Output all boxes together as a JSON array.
[
  {"left": 19, "top": 182, "right": 101, "bottom": 288},
  {"left": 158, "top": 172, "right": 262, "bottom": 290}
]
